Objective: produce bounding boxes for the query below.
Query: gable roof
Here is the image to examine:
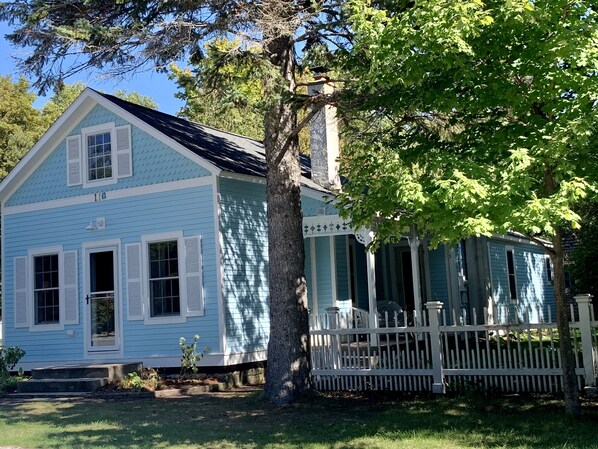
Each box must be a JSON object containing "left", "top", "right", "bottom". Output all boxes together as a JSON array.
[
  {"left": 95, "top": 91, "right": 319, "bottom": 188},
  {"left": 0, "top": 88, "right": 327, "bottom": 202}
]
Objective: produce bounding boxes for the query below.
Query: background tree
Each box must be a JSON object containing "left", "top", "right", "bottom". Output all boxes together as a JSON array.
[
  {"left": 0, "top": 0, "right": 346, "bottom": 405},
  {"left": 169, "top": 38, "right": 314, "bottom": 152},
  {"left": 0, "top": 76, "right": 42, "bottom": 179},
  {"left": 337, "top": 0, "right": 597, "bottom": 415},
  {"left": 42, "top": 83, "right": 159, "bottom": 127},
  {"left": 169, "top": 39, "right": 265, "bottom": 140}
]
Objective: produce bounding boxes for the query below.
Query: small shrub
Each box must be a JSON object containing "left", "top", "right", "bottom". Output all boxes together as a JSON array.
[
  {"left": 0, "top": 346, "right": 26, "bottom": 393},
  {"left": 0, "top": 347, "right": 25, "bottom": 378},
  {"left": 179, "top": 335, "right": 206, "bottom": 375},
  {"left": 120, "top": 368, "right": 162, "bottom": 392}
]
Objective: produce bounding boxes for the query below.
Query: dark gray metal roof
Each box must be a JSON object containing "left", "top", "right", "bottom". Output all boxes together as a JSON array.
[{"left": 98, "top": 91, "right": 319, "bottom": 189}]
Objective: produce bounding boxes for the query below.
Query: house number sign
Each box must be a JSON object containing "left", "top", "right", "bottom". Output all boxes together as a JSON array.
[{"left": 94, "top": 192, "right": 107, "bottom": 202}]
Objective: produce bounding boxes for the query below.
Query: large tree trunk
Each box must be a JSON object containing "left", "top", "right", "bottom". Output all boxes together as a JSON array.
[
  {"left": 552, "top": 228, "right": 582, "bottom": 415},
  {"left": 262, "top": 33, "right": 311, "bottom": 405},
  {"left": 545, "top": 167, "right": 582, "bottom": 415}
]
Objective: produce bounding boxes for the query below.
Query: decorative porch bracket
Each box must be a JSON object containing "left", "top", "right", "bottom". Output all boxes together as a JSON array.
[{"left": 302, "top": 215, "right": 371, "bottom": 244}]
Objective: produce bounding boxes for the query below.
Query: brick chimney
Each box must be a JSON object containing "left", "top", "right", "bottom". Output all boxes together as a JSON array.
[{"left": 307, "top": 68, "right": 340, "bottom": 190}]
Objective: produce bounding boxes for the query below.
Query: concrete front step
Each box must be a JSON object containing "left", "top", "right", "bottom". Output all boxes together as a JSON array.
[
  {"left": 17, "top": 362, "right": 143, "bottom": 394},
  {"left": 17, "top": 377, "right": 110, "bottom": 393},
  {"left": 31, "top": 363, "right": 142, "bottom": 381}
]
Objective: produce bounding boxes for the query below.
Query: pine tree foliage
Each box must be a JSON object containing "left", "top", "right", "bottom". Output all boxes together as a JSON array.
[{"left": 0, "top": 0, "right": 347, "bottom": 405}]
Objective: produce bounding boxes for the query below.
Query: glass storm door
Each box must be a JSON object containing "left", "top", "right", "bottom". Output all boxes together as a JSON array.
[{"left": 86, "top": 247, "right": 119, "bottom": 351}]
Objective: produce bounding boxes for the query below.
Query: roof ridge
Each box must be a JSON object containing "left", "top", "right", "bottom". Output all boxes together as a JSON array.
[{"left": 97, "top": 90, "right": 265, "bottom": 146}]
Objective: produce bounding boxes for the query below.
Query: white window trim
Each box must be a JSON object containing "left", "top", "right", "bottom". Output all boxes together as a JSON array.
[
  {"left": 81, "top": 122, "right": 118, "bottom": 188},
  {"left": 505, "top": 246, "right": 518, "bottom": 304},
  {"left": 141, "top": 231, "right": 187, "bottom": 325},
  {"left": 28, "top": 246, "right": 65, "bottom": 332}
]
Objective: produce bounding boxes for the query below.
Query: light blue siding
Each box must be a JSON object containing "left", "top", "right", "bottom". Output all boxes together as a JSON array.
[
  {"left": 489, "top": 240, "right": 555, "bottom": 322},
  {"left": 3, "top": 185, "right": 219, "bottom": 363},
  {"left": 219, "top": 178, "right": 269, "bottom": 353},
  {"left": 428, "top": 245, "right": 449, "bottom": 307},
  {"left": 314, "top": 237, "right": 334, "bottom": 313},
  {"left": 305, "top": 240, "right": 313, "bottom": 311},
  {"left": 7, "top": 104, "right": 210, "bottom": 207},
  {"left": 302, "top": 196, "right": 336, "bottom": 217}
]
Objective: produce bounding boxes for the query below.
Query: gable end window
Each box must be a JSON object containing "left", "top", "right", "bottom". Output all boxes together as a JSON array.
[
  {"left": 87, "top": 131, "right": 113, "bottom": 181},
  {"left": 34, "top": 254, "right": 60, "bottom": 325},
  {"left": 67, "top": 123, "right": 132, "bottom": 188}
]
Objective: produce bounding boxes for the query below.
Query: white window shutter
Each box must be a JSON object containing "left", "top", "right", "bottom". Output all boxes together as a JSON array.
[
  {"left": 126, "top": 243, "right": 144, "bottom": 320},
  {"left": 66, "top": 135, "right": 82, "bottom": 186},
  {"left": 184, "top": 236, "right": 204, "bottom": 317},
  {"left": 63, "top": 251, "right": 79, "bottom": 325},
  {"left": 116, "top": 125, "right": 132, "bottom": 178},
  {"left": 14, "top": 256, "right": 28, "bottom": 328}
]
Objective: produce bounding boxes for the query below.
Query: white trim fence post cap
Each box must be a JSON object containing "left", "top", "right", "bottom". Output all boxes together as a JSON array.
[
  {"left": 575, "top": 294, "right": 594, "bottom": 304},
  {"left": 425, "top": 301, "right": 444, "bottom": 310}
]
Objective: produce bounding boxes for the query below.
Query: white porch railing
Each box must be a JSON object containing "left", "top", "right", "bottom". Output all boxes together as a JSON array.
[{"left": 309, "top": 295, "right": 598, "bottom": 394}]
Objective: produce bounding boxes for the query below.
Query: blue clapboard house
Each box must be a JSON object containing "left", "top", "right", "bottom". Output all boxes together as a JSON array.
[{"left": 0, "top": 84, "right": 556, "bottom": 370}]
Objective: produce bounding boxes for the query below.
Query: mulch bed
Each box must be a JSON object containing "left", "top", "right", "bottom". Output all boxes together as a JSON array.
[{"left": 97, "top": 373, "right": 227, "bottom": 394}]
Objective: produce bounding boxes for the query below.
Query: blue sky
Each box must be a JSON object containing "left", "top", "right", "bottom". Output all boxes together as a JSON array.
[{"left": 1, "top": 21, "right": 185, "bottom": 115}]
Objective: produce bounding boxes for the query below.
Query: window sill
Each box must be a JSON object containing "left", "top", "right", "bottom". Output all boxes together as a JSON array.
[
  {"left": 82, "top": 177, "right": 118, "bottom": 189},
  {"left": 29, "top": 323, "right": 65, "bottom": 332},
  {"left": 143, "top": 315, "right": 187, "bottom": 326}
]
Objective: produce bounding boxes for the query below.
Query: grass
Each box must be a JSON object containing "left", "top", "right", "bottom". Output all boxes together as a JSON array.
[{"left": 1, "top": 391, "right": 598, "bottom": 449}]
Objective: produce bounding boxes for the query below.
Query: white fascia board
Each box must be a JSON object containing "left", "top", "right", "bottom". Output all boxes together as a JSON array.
[
  {"left": 220, "top": 171, "right": 266, "bottom": 185},
  {"left": 491, "top": 233, "right": 552, "bottom": 248},
  {"left": 89, "top": 90, "right": 222, "bottom": 177}
]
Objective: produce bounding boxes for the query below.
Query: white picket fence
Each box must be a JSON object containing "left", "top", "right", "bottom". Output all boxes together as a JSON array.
[{"left": 309, "top": 295, "right": 598, "bottom": 394}]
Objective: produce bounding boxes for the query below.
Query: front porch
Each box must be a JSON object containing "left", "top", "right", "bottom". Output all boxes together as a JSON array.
[{"left": 303, "top": 214, "right": 467, "bottom": 327}]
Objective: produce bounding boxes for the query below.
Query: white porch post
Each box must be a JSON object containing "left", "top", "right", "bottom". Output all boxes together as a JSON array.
[
  {"left": 363, "top": 231, "right": 378, "bottom": 345},
  {"left": 408, "top": 224, "right": 423, "bottom": 325}
]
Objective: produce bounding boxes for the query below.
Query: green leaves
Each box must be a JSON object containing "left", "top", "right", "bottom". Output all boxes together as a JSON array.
[{"left": 338, "top": 0, "right": 598, "bottom": 247}]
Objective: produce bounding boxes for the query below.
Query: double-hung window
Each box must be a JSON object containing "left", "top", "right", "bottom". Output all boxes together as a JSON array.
[
  {"left": 87, "top": 131, "right": 113, "bottom": 181},
  {"left": 33, "top": 254, "right": 60, "bottom": 325},
  {"left": 148, "top": 241, "right": 181, "bottom": 318}
]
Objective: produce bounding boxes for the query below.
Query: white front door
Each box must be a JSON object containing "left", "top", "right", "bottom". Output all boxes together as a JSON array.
[{"left": 85, "top": 245, "right": 120, "bottom": 352}]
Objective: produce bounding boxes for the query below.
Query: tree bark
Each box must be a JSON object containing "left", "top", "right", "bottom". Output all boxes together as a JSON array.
[
  {"left": 545, "top": 168, "right": 582, "bottom": 415},
  {"left": 262, "top": 33, "right": 311, "bottom": 405},
  {"left": 551, "top": 227, "right": 582, "bottom": 415}
]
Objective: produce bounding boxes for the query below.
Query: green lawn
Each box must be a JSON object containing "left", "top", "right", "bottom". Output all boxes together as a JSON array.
[{"left": 1, "top": 391, "right": 597, "bottom": 449}]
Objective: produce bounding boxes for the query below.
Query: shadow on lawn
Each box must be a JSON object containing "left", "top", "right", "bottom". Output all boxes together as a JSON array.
[{"left": 2, "top": 392, "right": 598, "bottom": 449}]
